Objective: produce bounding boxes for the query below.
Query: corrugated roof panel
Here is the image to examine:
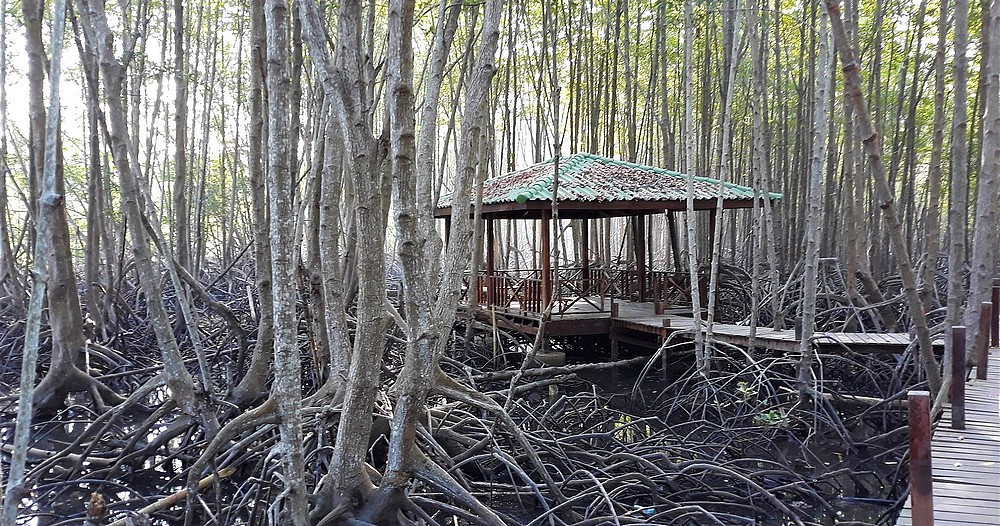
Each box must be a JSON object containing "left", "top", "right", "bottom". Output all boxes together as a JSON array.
[{"left": 444, "top": 152, "right": 782, "bottom": 208}]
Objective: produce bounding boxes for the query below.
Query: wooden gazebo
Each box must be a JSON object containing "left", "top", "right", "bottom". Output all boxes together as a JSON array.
[{"left": 436, "top": 153, "right": 781, "bottom": 340}]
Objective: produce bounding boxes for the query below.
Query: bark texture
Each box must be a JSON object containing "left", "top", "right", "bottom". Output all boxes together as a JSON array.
[
  {"left": 825, "top": 0, "right": 942, "bottom": 395},
  {"left": 263, "top": 0, "right": 309, "bottom": 522},
  {"left": 75, "top": 0, "right": 201, "bottom": 414},
  {"left": 964, "top": 0, "right": 1000, "bottom": 362},
  {"left": 800, "top": 3, "right": 832, "bottom": 396}
]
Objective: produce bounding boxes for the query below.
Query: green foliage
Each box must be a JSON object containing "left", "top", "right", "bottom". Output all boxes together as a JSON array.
[{"left": 753, "top": 408, "right": 788, "bottom": 428}]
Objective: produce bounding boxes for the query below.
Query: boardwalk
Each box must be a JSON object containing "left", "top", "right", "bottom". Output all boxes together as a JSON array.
[
  {"left": 609, "top": 300, "right": 925, "bottom": 353},
  {"left": 475, "top": 298, "right": 936, "bottom": 354},
  {"left": 897, "top": 346, "right": 1000, "bottom": 526}
]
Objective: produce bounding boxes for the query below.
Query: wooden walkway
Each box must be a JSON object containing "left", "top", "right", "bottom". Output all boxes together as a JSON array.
[
  {"left": 610, "top": 300, "right": 924, "bottom": 353},
  {"left": 897, "top": 346, "right": 1000, "bottom": 525},
  {"left": 476, "top": 298, "right": 937, "bottom": 354}
]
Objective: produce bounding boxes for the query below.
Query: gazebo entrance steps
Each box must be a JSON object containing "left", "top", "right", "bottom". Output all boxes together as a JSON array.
[{"left": 464, "top": 297, "right": 941, "bottom": 355}]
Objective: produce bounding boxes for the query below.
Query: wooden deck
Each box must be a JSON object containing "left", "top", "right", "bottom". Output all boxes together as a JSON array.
[
  {"left": 474, "top": 298, "right": 935, "bottom": 354},
  {"left": 897, "top": 346, "right": 1000, "bottom": 526},
  {"left": 610, "top": 300, "right": 925, "bottom": 353}
]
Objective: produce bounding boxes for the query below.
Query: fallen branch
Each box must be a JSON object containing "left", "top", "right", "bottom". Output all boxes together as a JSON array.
[
  {"left": 106, "top": 467, "right": 236, "bottom": 526},
  {"left": 473, "top": 355, "right": 647, "bottom": 383}
]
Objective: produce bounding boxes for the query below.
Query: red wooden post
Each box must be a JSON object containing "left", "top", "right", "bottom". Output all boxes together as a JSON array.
[
  {"left": 978, "top": 302, "right": 991, "bottom": 380},
  {"left": 653, "top": 274, "right": 662, "bottom": 314},
  {"left": 991, "top": 278, "right": 999, "bottom": 348},
  {"left": 581, "top": 219, "right": 590, "bottom": 294},
  {"left": 486, "top": 219, "right": 496, "bottom": 305},
  {"left": 540, "top": 209, "right": 552, "bottom": 307},
  {"left": 950, "top": 326, "right": 966, "bottom": 430},
  {"left": 707, "top": 208, "right": 717, "bottom": 266},
  {"left": 908, "top": 390, "right": 933, "bottom": 526},
  {"left": 633, "top": 215, "right": 647, "bottom": 302},
  {"left": 666, "top": 211, "right": 683, "bottom": 272}
]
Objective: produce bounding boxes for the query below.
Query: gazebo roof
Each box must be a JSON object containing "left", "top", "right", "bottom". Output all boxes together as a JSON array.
[{"left": 436, "top": 152, "right": 782, "bottom": 219}]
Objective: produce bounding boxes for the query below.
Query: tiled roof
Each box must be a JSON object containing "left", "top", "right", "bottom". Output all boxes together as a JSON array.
[{"left": 443, "top": 153, "right": 782, "bottom": 207}]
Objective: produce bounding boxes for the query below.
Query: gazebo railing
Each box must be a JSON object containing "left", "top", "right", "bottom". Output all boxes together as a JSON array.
[
  {"left": 469, "top": 266, "right": 708, "bottom": 316},
  {"left": 552, "top": 267, "right": 613, "bottom": 314},
  {"left": 472, "top": 269, "right": 545, "bottom": 315}
]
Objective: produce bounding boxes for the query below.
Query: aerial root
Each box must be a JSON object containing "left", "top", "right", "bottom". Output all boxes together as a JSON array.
[
  {"left": 0, "top": 262, "right": 920, "bottom": 525},
  {"left": 32, "top": 364, "right": 126, "bottom": 411}
]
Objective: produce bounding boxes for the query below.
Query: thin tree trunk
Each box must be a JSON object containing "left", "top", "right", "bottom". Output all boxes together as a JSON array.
[
  {"left": 75, "top": 0, "right": 202, "bottom": 415},
  {"left": 263, "top": 1, "right": 308, "bottom": 522},
  {"left": 22, "top": 0, "right": 45, "bottom": 255},
  {"left": 947, "top": 0, "right": 971, "bottom": 356},
  {"left": 0, "top": 0, "right": 22, "bottom": 310},
  {"left": 1, "top": 0, "right": 70, "bottom": 518},
  {"left": 842, "top": 0, "right": 868, "bottom": 327},
  {"left": 84, "top": 41, "right": 103, "bottom": 332},
  {"left": 416, "top": 1, "right": 461, "bottom": 271},
  {"left": 964, "top": 0, "right": 1000, "bottom": 364},
  {"left": 800, "top": 2, "right": 832, "bottom": 396},
  {"left": 173, "top": 0, "right": 190, "bottom": 269},
  {"left": 318, "top": 108, "right": 350, "bottom": 391},
  {"left": 748, "top": 1, "right": 768, "bottom": 346},
  {"left": 825, "top": 0, "right": 942, "bottom": 395},
  {"left": 707, "top": 0, "right": 742, "bottom": 341},
  {"left": 921, "top": 0, "right": 950, "bottom": 315},
  {"left": 683, "top": 0, "right": 705, "bottom": 372},
  {"left": 299, "top": 0, "right": 389, "bottom": 504},
  {"left": 193, "top": 15, "right": 220, "bottom": 271},
  {"left": 231, "top": 0, "right": 273, "bottom": 406}
]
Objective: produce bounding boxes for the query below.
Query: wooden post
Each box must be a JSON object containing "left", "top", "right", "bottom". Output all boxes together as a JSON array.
[
  {"left": 610, "top": 300, "right": 620, "bottom": 362},
  {"left": 660, "top": 342, "right": 668, "bottom": 381},
  {"left": 581, "top": 219, "right": 590, "bottom": 294},
  {"left": 978, "top": 301, "right": 991, "bottom": 380},
  {"left": 540, "top": 209, "right": 551, "bottom": 307},
  {"left": 443, "top": 216, "right": 451, "bottom": 245},
  {"left": 646, "top": 214, "right": 654, "bottom": 280},
  {"left": 908, "top": 390, "right": 933, "bottom": 526},
  {"left": 486, "top": 218, "right": 496, "bottom": 305},
  {"left": 991, "top": 278, "right": 999, "bottom": 348},
  {"left": 666, "top": 211, "right": 683, "bottom": 272},
  {"left": 654, "top": 272, "right": 664, "bottom": 313},
  {"left": 950, "top": 326, "right": 966, "bottom": 430},
  {"left": 633, "top": 215, "right": 647, "bottom": 302},
  {"left": 707, "top": 208, "right": 717, "bottom": 265}
]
